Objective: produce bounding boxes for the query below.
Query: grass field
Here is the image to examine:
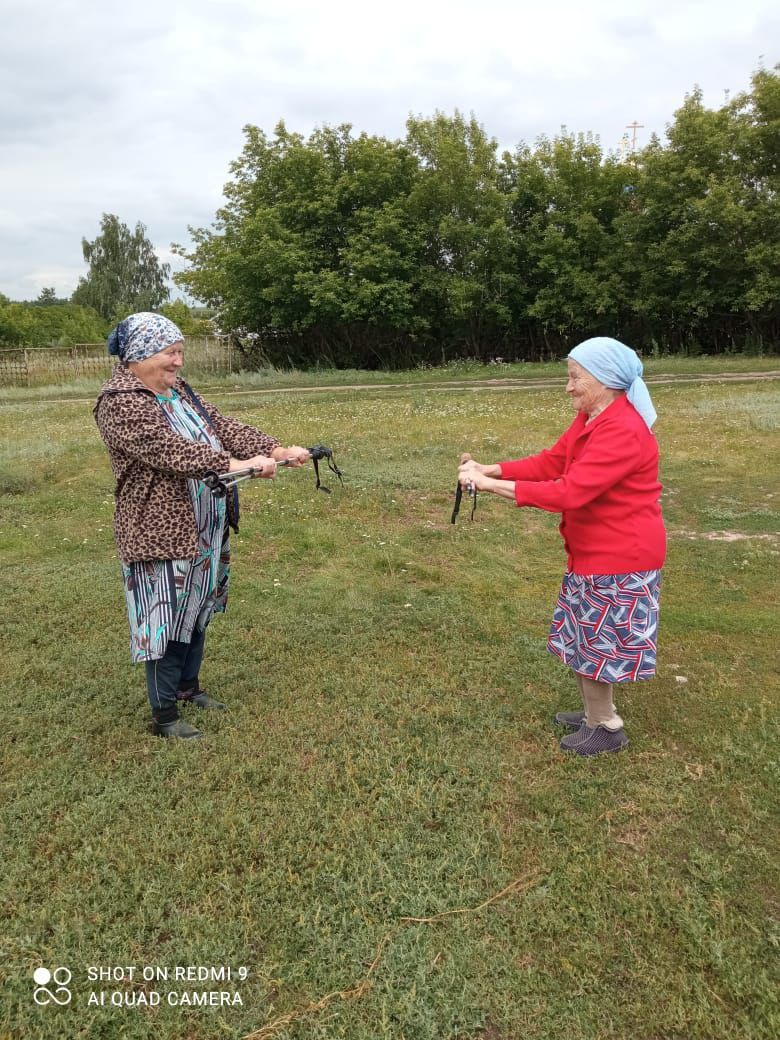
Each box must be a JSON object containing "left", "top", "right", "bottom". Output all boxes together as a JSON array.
[
  {"left": 1, "top": 363, "right": 778, "bottom": 1040},
  {"left": 1, "top": 351, "right": 778, "bottom": 403}
]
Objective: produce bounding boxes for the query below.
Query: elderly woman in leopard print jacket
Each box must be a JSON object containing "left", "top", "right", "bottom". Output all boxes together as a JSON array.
[{"left": 94, "top": 312, "right": 309, "bottom": 740}]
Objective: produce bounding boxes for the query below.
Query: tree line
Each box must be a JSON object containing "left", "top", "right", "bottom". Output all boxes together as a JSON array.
[
  {"left": 0, "top": 291, "right": 209, "bottom": 349},
  {"left": 0, "top": 217, "right": 207, "bottom": 348},
  {"left": 173, "top": 65, "right": 778, "bottom": 367},
  {"left": 0, "top": 215, "right": 174, "bottom": 347}
]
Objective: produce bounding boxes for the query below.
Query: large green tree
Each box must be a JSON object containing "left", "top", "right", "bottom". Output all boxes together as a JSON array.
[
  {"left": 503, "top": 132, "right": 635, "bottom": 356},
  {"left": 404, "top": 110, "right": 515, "bottom": 356},
  {"left": 176, "top": 122, "right": 426, "bottom": 366},
  {"left": 621, "top": 65, "right": 780, "bottom": 351},
  {"left": 730, "top": 66, "right": 780, "bottom": 343},
  {"left": 71, "top": 214, "right": 170, "bottom": 322}
]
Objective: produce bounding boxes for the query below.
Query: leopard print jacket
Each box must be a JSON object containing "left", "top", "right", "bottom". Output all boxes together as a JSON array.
[{"left": 94, "top": 365, "right": 280, "bottom": 564}]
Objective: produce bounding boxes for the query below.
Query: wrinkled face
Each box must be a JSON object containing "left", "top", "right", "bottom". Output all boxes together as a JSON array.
[
  {"left": 566, "top": 359, "right": 610, "bottom": 416},
  {"left": 130, "top": 341, "right": 184, "bottom": 392}
]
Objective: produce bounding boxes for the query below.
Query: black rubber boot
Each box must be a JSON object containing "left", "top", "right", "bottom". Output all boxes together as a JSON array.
[
  {"left": 178, "top": 687, "right": 227, "bottom": 710},
  {"left": 152, "top": 718, "right": 203, "bottom": 740}
]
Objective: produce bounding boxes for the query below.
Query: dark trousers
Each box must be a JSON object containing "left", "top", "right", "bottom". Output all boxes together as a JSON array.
[{"left": 144, "top": 627, "right": 206, "bottom": 723}]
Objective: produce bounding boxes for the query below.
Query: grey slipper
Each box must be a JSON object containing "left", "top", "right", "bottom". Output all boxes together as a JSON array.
[
  {"left": 559, "top": 724, "right": 628, "bottom": 757},
  {"left": 152, "top": 718, "right": 203, "bottom": 740}
]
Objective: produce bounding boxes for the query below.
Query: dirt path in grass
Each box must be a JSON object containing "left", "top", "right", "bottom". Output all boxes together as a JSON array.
[
  {"left": 5, "top": 369, "right": 779, "bottom": 408},
  {"left": 198, "top": 369, "right": 780, "bottom": 399}
]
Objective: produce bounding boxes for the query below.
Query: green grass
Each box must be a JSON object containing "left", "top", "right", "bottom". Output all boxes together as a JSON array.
[
  {"left": 0, "top": 370, "right": 778, "bottom": 1040},
  {"left": 1, "top": 351, "right": 778, "bottom": 404}
]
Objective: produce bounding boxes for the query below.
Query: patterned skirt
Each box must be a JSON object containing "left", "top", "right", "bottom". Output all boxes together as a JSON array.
[
  {"left": 547, "top": 570, "right": 662, "bottom": 683},
  {"left": 122, "top": 523, "right": 230, "bottom": 664}
]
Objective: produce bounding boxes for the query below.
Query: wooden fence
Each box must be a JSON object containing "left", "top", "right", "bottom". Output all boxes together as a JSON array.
[{"left": 0, "top": 338, "right": 236, "bottom": 387}]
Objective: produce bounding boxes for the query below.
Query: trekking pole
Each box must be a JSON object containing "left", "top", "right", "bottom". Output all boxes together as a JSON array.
[{"left": 204, "top": 445, "right": 344, "bottom": 498}]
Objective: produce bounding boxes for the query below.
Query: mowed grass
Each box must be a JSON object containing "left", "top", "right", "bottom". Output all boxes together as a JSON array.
[{"left": 0, "top": 372, "right": 778, "bottom": 1040}]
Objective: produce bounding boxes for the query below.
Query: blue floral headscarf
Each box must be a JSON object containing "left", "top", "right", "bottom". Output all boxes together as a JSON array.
[
  {"left": 107, "top": 312, "right": 183, "bottom": 364},
  {"left": 568, "top": 337, "right": 657, "bottom": 429}
]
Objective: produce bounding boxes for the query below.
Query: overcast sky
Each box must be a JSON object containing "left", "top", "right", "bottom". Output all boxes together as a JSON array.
[{"left": 1, "top": 0, "right": 775, "bottom": 302}]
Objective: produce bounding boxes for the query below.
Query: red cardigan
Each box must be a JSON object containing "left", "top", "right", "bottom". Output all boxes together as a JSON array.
[{"left": 499, "top": 394, "right": 666, "bottom": 575}]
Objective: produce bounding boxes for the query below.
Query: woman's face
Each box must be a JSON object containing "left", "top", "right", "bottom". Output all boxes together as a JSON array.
[
  {"left": 566, "top": 360, "right": 609, "bottom": 416},
  {"left": 129, "top": 341, "right": 184, "bottom": 393}
]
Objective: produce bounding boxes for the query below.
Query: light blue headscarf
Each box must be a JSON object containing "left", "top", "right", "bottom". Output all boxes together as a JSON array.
[
  {"left": 107, "top": 312, "right": 183, "bottom": 364},
  {"left": 568, "top": 337, "right": 657, "bottom": 429}
]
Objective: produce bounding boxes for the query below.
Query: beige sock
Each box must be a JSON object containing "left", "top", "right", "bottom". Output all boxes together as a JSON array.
[
  {"left": 575, "top": 673, "right": 586, "bottom": 711},
  {"left": 581, "top": 678, "right": 623, "bottom": 730},
  {"left": 576, "top": 673, "right": 617, "bottom": 718}
]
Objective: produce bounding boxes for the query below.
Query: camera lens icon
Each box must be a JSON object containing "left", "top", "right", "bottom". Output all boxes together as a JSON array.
[{"left": 33, "top": 966, "right": 72, "bottom": 1006}]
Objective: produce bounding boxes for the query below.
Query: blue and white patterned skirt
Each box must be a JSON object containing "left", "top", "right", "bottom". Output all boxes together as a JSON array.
[{"left": 547, "top": 570, "right": 662, "bottom": 683}]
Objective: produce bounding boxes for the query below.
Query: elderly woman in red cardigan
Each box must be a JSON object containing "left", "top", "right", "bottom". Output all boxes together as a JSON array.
[{"left": 458, "top": 337, "right": 666, "bottom": 757}]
